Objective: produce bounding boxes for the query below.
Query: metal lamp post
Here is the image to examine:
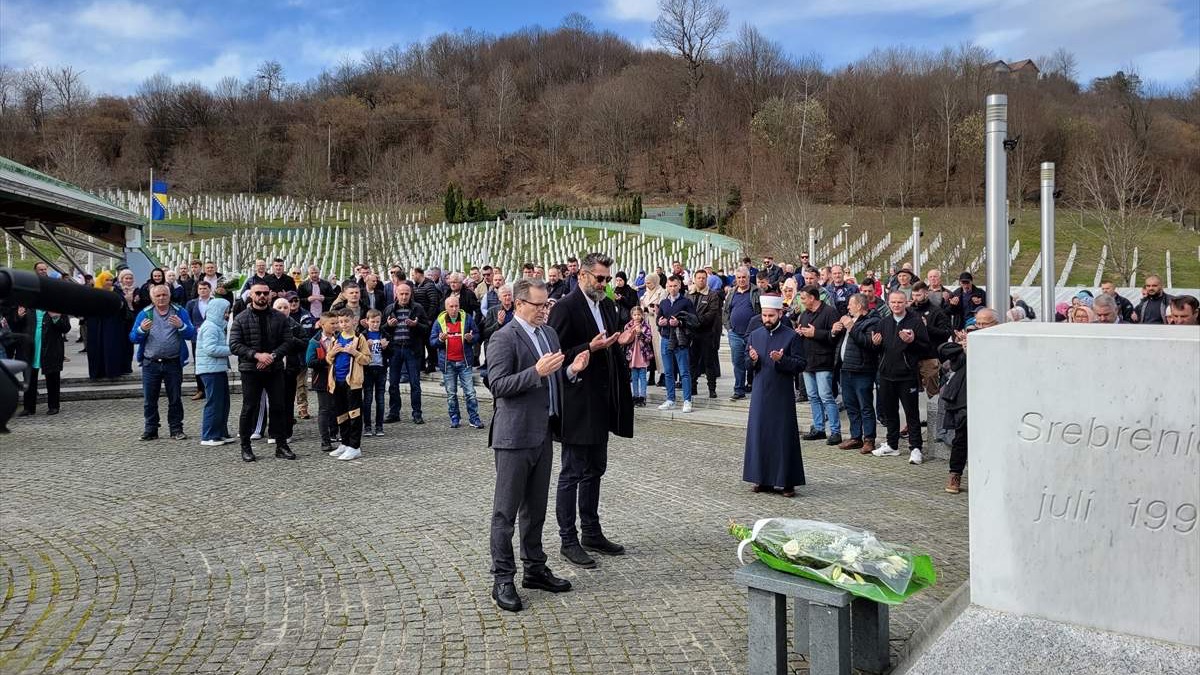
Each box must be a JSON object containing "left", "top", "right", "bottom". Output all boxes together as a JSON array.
[
  {"left": 1040, "top": 162, "right": 1056, "bottom": 321},
  {"left": 985, "top": 94, "right": 1009, "bottom": 321}
]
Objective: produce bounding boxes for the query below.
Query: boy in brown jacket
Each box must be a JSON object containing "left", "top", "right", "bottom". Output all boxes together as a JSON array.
[{"left": 326, "top": 309, "right": 372, "bottom": 460}]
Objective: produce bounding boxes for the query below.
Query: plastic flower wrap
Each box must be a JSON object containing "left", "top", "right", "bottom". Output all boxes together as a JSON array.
[{"left": 731, "top": 518, "right": 937, "bottom": 605}]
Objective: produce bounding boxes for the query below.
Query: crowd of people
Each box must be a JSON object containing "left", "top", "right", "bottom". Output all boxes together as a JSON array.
[{"left": 0, "top": 247, "right": 1197, "bottom": 611}]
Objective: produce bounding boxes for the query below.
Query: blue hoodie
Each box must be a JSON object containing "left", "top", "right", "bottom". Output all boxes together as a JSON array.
[{"left": 194, "top": 297, "right": 232, "bottom": 375}]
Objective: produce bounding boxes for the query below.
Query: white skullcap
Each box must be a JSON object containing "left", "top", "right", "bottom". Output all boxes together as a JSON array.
[{"left": 761, "top": 295, "right": 784, "bottom": 310}]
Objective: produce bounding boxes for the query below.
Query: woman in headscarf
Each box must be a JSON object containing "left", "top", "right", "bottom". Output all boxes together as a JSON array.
[
  {"left": 1068, "top": 305, "right": 1096, "bottom": 324},
  {"left": 85, "top": 271, "right": 130, "bottom": 380},
  {"left": 1054, "top": 302, "right": 1070, "bottom": 322},
  {"left": 640, "top": 272, "right": 667, "bottom": 387},
  {"left": 116, "top": 269, "right": 140, "bottom": 373}
]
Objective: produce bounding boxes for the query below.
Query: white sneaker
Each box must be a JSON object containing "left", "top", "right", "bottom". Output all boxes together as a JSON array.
[
  {"left": 872, "top": 443, "right": 900, "bottom": 457},
  {"left": 909, "top": 448, "right": 924, "bottom": 465},
  {"left": 250, "top": 433, "right": 262, "bottom": 440},
  {"left": 222, "top": 437, "right": 237, "bottom": 443},
  {"left": 329, "top": 445, "right": 348, "bottom": 458},
  {"left": 338, "top": 447, "right": 362, "bottom": 461},
  {"left": 200, "top": 439, "right": 224, "bottom": 447},
  {"left": 267, "top": 438, "right": 276, "bottom": 444},
  {"left": 657, "top": 400, "right": 676, "bottom": 410},
  {"left": 681, "top": 401, "right": 693, "bottom": 413}
]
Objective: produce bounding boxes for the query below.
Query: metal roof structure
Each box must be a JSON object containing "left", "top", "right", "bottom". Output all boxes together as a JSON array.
[{"left": 0, "top": 156, "right": 143, "bottom": 248}]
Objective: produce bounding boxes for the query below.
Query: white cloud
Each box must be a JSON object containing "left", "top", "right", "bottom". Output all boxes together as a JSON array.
[
  {"left": 173, "top": 51, "right": 251, "bottom": 87},
  {"left": 75, "top": 0, "right": 189, "bottom": 40},
  {"left": 605, "top": 0, "right": 659, "bottom": 22}
]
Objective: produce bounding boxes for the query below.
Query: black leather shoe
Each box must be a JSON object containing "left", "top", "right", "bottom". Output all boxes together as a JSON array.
[
  {"left": 826, "top": 433, "right": 843, "bottom": 446},
  {"left": 140, "top": 432, "right": 158, "bottom": 441},
  {"left": 729, "top": 393, "right": 746, "bottom": 401},
  {"left": 581, "top": 535, "right": 625, "bottom": 556},
  {"left": 413, "top": 417, "right": 425, "bottom": 425},
  {"left": 46, "top": 408, "right": 59, "bottom": 415},
  {"left": 241, "top": 448, "right": 256, "bottom": 462},
  {"left": 384, "top": 415, "right": 400, "bottom": 423},
  {"left": 17, "top": 410, "right": 33, "bottom": 418},
  {"left": 560, "top": 543, "right": 598, "bottom": 568},
  {"left": 320, "top": 444, "right": 334, "bottom": 453},
  {"left": 275, "top": 446, "right": 297, "bottom": 460},
  {"left": 522, "top": 569, "right": 572, "bottom": 593},
  {"left": 801, "top": 430, "right": 827, "bottom": 441},
  {"left": 492, "top": 582, "right": 523, "bottom": 612}
]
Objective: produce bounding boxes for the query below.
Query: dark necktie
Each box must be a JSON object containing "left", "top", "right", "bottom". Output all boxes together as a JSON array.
[{"left": 535, "top": 328, "right": 558, "bottom": 417}]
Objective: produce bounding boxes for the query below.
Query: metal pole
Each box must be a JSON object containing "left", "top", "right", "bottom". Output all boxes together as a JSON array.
[
  {"left": 807, "top": 226, "right": 815, "bottom": 266},
  {"left": 1039, "top": 162, "right": 1056, "bottom": 321},
  {"left": 912, "top": 217, "right": 921, "bottom": 274},
  {"left": 148, "top": 167, "right": 154, "bottom": 245},
  {"left": 985, "top": 94, "right": 1009, "bottom": 321}
]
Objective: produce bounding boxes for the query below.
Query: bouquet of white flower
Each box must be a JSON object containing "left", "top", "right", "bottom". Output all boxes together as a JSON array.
[{"left": 731, "top": 518, "right": 937, "bottom": 604}]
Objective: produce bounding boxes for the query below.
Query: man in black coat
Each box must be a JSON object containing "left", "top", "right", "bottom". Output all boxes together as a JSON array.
[
  {"left": 910, "top": 282, "right": 952, "bottom": 443},
  {"left": 547, "top": 252, "right": 635, "bottom": 569},
  {"left": 298, "top": 266, "right": 338, "bottom": 317},
  {"left": 687, "top": 269, "right": 723, "bottom": 399},
  {"left": 229, "top": 281, "right": 297, "bottom": 462},
  {"left": 796, "top": 284, "right": 842, "bottom": 445},
  {"left": 868, "top": 290, "right": 931, "bottom": 465},
  {"left": 411, "top": 267, "right": 443, "bottom": 372}
]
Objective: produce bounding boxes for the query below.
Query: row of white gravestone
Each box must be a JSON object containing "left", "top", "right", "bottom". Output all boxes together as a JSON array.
[
  {"left": 151, "top": 221, "right": 741, "bottom": 286},
  {"left": 99, "top": 189, "right": 429, "bottom": 228}
]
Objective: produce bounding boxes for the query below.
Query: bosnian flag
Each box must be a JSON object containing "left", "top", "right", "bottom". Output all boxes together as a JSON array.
[{"left": 151, "top": 180, "right": 168, "bottom": 221}]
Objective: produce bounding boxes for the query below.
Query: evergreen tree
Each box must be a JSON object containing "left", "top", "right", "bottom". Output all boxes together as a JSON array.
[
  {"left": 684, "top": 202, "right": 694, "bottom": 229},
  {"left": 443, "top": 183, "right": 458, "bottom": 223}
]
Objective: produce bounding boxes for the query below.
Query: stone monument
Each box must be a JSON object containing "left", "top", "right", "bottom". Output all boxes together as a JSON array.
[{"left": 969, "top": 323, "right": 1199, "bottom": 647}]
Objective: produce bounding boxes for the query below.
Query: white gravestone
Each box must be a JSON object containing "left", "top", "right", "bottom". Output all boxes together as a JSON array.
[{"left": 970, "top": 323, "right": 1200, "bottom": 646}]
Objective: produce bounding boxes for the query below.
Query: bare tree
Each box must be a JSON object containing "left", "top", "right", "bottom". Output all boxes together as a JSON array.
[
  {"left": 45, "top": 130, "right": 105, "bottom": 188},
  {"left": 488, "top": 62, "right": 518, "bottom": 150},
  {"left": 46, "top": 66, "right": 90, "bottom": 117},
  {"left": 284, "top": 133, "right": 331, "bottom": 225},
  {"left": 1072, "top": 141, "right": 1168, "bottom": 278},
  {"left": 256, "top": 60, "right": 286, "bottom": 100},
  {"left": 18, "top": 68, "right": 51, "bottom": 131},
  {"left": 169, "top": 134, "right": 221, "bottom": 235},
  {"left": 1041, "top": 48, "right": 1079, "bottom": 82}
]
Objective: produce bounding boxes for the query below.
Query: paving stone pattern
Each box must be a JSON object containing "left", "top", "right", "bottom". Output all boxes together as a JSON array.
[{"left": 1, "top": 398, "right": 968, "bottom": 674}]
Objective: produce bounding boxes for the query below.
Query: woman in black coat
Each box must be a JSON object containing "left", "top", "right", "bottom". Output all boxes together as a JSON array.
[
  {"left": 86, "top": 272, "right": 133, "bottom": 380},
  {"left": 13, "top": 308, "right": 71, "bottom": 415}
]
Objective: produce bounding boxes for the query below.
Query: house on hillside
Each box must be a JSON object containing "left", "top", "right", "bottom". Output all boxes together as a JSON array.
[{"left": 988, "top": 59, "right": 1040, "bottom": 81}]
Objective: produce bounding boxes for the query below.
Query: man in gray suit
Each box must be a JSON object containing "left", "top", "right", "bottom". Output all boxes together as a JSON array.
[{"left": 487, "top": 278, "right": 591, "bottom": 612}]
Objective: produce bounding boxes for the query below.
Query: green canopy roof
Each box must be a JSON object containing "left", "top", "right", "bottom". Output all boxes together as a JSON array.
[{"left": 0, "top": 156, "right": 142, "bottom": 247}]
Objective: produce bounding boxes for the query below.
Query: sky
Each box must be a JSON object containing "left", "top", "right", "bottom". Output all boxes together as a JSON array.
[{"left": 2, "top": 0, "right": 1197, "bottom": 95}]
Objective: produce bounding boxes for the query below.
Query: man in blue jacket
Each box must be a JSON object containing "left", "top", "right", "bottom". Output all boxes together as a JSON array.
[{"left": 130, "top": 284, "right": 196, "bottom": 441}]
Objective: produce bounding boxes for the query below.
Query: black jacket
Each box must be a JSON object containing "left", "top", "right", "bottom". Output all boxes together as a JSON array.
[
  {"left": 441, "top": 287, "right": 481, "bottom": 323},
  {"left": 228, "top": 306, "right": 293, "bottom": 373},
  {"left": 547, "top": 287, "right": 634, "bottom": 443},
  {"left": 11, "top": 310, "right": 71, "bottom": 374},
  {"left": 1134, "top": 292, "right": 1171, "bottom": 325},
  {"left": 687, "top": 289, "right": 724, "bottom": 337},
  {"left": 871, "top": 311, "right": 930, "bottom": 381},
  {"left": 910, "top": 299, "right": 952, "bottom": 359},
  {"left": 838, "top": 314, "right": 880, "bottom": 374},
  {"left": 298, "top": 278, "right": 337, "bottom": 308},
  {"left": 411, "top": 279, "right": 442, "bottom": 327},
  {"left": 383, "top": 301, "right": 429, "bottom": 347},
  {"left": 797, "top": 303, "right": 840, "bottom": 372}
]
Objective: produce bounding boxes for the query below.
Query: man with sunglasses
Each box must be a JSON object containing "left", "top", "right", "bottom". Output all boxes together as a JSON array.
[
  {"left": 229, "top": 282, "right": 298, "bottom": 462},
  {"left": 548, "top": 253, "right": 636, "bottom": 569}
]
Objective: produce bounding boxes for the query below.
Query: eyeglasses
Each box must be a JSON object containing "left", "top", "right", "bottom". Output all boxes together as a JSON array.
[
  {"left": 587, "top": 272, "right": 613, "bottom": 283},
  {"left": 519, "top": 299, "right": 548, "bottom": 308},
  {"left": 252, "top": 291, "right": 270, "bottom": 296}
]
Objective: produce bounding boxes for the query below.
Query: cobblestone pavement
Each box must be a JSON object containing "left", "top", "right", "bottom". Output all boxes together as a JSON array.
[{"left": 1, "top": 398, "right": 968, "bottom": 674}]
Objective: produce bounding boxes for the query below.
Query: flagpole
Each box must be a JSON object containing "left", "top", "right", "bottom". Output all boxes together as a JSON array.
[{"left": 148, "top": 167, "right": 154, "bottom": 245}]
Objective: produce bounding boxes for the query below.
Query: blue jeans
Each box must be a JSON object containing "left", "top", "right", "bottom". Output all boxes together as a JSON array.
[
  {"left": 661, "top": 338, "right": 692, "bottom": 403},
  {"left": 361, "top": 365, "right": 387, "bottom": 429},
  {"left": 141, "top": 359, "right": 184, "bottom": 435},
  {"left": 840, "top": 370, "right": 876, "bottom": 441},
  {"left": 728, "top": 331, "right": 748, "bottom": 395},
  {"left": 387, "top": 346, "right": 423, "bottom": 420},
  {"left": 442, "top": 360, "right": 480, "bottom": 424},
  {"left": 198, "top": 372, "right": 231, "bottom": 441},
  {"left": 630, "top": 367, "right": 647, "bottom": 398},
  {"left": 803, "top": 370, "right": 841, "bottom": 435}
]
